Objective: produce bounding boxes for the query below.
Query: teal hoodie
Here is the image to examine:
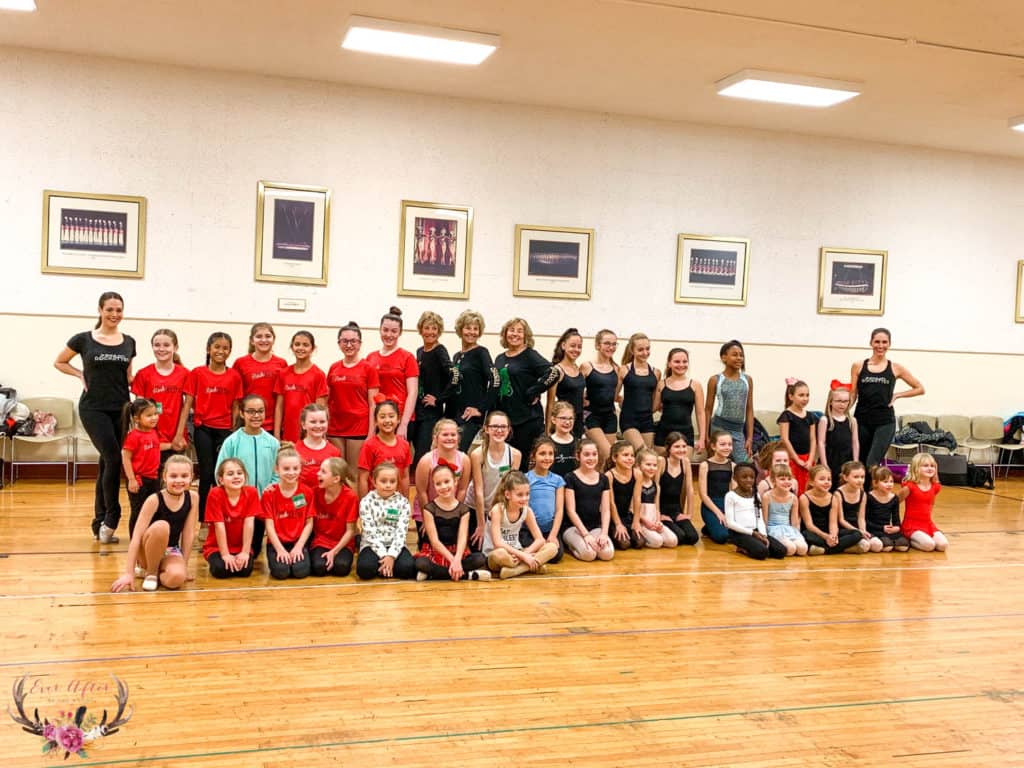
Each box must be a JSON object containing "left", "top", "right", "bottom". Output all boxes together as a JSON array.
[{"left": 216, "top": 428, "right": 280, "bottom": 492}]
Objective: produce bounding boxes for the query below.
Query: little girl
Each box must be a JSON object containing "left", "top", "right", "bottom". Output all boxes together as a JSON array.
[
  {"left": 111, "top": 455, "right": 198, "bottom": 592},
  {"left": 121, "top": 398, "right": 161, "bottom": 537},
  {"left": 633, "top": 448, "right": 678, "bottom": 547},
  {"left": 483, "top": 471, "right": 558, "bottom": 579},
  {"left": 216, "top": 393, "right": 281, "bottom": 493},
  {"left": 357, "top": 400, "right": 413, "bottom": 498},
  {"left": 899, "top": 453, "right": 948, "bottom": 552},
  {"left": 777, "top": 379, "right": 816, "bottom": 495},
  {"left": 296, "top": 403, "right": 341, "bottom": 489},
  {"left": 357, "top": 462, "right": 417, "bottom": 580},
  {"left": 606, "top": 439, "right": 643, "bottom": 549},
  {"left": 274, "top": 331, "right": 328, "bottom": 444},
  {"left": 834, "top": 461, "right": 877, "bottom": 553},
  {"left": 705, "top": 340, "right": 754, "bottom": 461},
  {"left": 327, "top": 321, "right": 380, "bottom": 468},
  {"left": 653, "top": 347, "right": 706, "bottom": 454},
  {"left": 581, "top": 329, "right": 622, "bottom": 468},
  {"left": 467, "top": 410, "right": 522, "bottom": 547},
  {"left": 310, "top": 457, "right": 359, "bottom": 577},
  {"left": 799, "top": 466, "right": 864, "bottom": 554},
  {"left": 698, "top": 430, "right": 734, "bottom": 544},
  {"left": 866, "top": 466, "right": 909, "bottom": 552},
  {"left": 817, "top": 383, "right": 859, "bottom": 478},
  {"left": 658, "top": 432, "right": 699, "bottom": 546},
  {"left": 415, "top": 464, "right": 490, "bottom": 580},
  {"left": 761, "top": 465, "right": 808, "bottom": 556},
  {"left": 261, "top": 444, "right": 315, "bottom": 579},
  {"left": 548, "top": 401, "right": 579, "bottom": 478},
  {"left": 756, "top": 445, "right": 791, "bottom": 496},
  {"left": 131, "top": 328, "right": 189, "bottom": 463},
  {"left": 724, "top": 463, "right": 786, "bottom": 560},
  {"left": 563, "top": 439, "right": 615, "bottom": 561},
  {"left": 414, "top": 419, "right": 471, "bottom": 538},
  {"left": 202, "top": 458, "right": 258, "bottom": 579},
  {"left": 233, "top": 322, "right": 288, "bottom": 433},
  {"left": 618, "top": 332, "right": 660, "bottom": 450},
  {"left": 525, "top": 437, "right": 566, "bottom": 562}
]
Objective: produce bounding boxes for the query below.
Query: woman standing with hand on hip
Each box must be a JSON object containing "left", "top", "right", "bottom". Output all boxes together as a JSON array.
[{"left": 55, "top": 291, "right": 136, "bottom": 543}]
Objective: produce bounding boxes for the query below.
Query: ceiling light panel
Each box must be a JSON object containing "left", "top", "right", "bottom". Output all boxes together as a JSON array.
[
  {"left": 342, "top": 15, "right": 499, "bottom": 66},
  {"left": 717, "top": 70, "right": 861, "bottom": 108}
]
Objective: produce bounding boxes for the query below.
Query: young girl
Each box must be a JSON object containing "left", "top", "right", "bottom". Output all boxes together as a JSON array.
[
  {"left": 899, "top": 453, "right": 949, "bottom": 552},
  {"left": 618, "top": 332, "right": 660, "bottom": 450},
  {"left": 799, "top": 465, "right": 865, "bottom": 555},
  {"left": 327, "top": 321, "right": 380, "bottom": 469},
  {"left": 483, "top": 471, "right": 559, "bottom": 579},
  {"left": 356, "top": 462, "right": 417, "bottom": 580},
  {"left": 274, "top": 331, "right": 328, "bottom": 444},
  {"left": 180, "top": 332, "right": 243, "bottom": 517},
  {"left": 111, "top": 455, "right": 198, "bottom": 592},
  {"left": 705, "top": 340, "right": 754, "bottom": 462},
  {"left": 447, "top": 309, "right": 496, "bottom": 452},
  {"left": 366, "top": 307, "right": 419, "bottom": 440},
  {"left": 866, "top": 466, "right": 909, "bottom": 552},
  {"left": 581, "top": 329, "right": 622, "bottom": 468},
  {"left": 412, "top": 311, "right": 454, "bottom": 466},
  {"left": 833, "top": 461, "right": 876, "bottom": 553},
  {"left": 548, "top": 401, "right": 578, "bottom": 478},
  {"left": 818, "top": 383, "right": 859, "bottom": 478},
  {"left": 414, "top": 419, "right": 471, "bottom": 538},
  {"left": 202, "top": 458, "right": 258, "bottom": 579},
  {"left": 563, "top": 439, "right": 615, "bottom": 561},
  {"left": 761, "top": 465, "right": 808, "bottom": 556},
  {"left": 605, "top": 439, "right": 643, "bottom": 549},
  {"left": 310, "top": 457, "right": 359, "bottom": 577},
  {"left": 756, "top": 445, "right": 791, "bottom": 496},
  {"left": 131, "top": 328, "right": 189, "bottom": 464},
  {"left": 467, "top": 410, "right": 522, "bottom": 547},
  {"left": 415, "top": 464, "right": 490, "bottom": 581},
  {"left": 261, "top": 444, "right": 315, "bottom": 579},
  {"left": 524, "top": 437, "right": 566, "bottom": 562},
  {"left": 296, "top": 403, "right": 341, "bottom": 489},
  {"left": 777, "top": 379, "right": 816, "bottom": 494},
  {"left": 357, "top": 400, "right": 413, "bottom": 499},
  {"left": 547, "top": 328, "right": 585, "bottom": 439},
  {"left": 658, "top": 432, "right": 699, "bottom": 546},
  {"left": 724, "top": 463, "right": 786, "bottom": 560},
  {"left": 698, "top": 431, "right": 734, "bottom": 545},
  {"left": 121, "top": 398, "right": 161, "bottom": 537},
  {"left": 215, "top": 393, "right": 281, "bottom": 493},
  {"left": 233, "top": 322, "right": 288, "bottom": 433},
  {"left": 653, "top": 347, "right": 705, "bottom": 455},
  {"left": 634, "top": 447, "right": 678, "bottom": 547}
]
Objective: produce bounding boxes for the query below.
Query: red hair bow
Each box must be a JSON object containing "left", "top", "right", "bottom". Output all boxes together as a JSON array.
[
  {"left": 830, "top": 379, "right": 851, "bottom": 391},
  {"left": 372, "top": 393, "right": 387, "bottom": 404},
  {"left": 437, "top": 457, "right": 460, "bottom": 473}
]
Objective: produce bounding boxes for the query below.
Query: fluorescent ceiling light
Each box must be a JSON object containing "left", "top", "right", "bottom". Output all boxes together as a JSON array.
[
  {"left": 341, "top": 15, "right": 499, "bottom": 65},
  {"left": 717, "top": 69, "right": 860, "bottom": 108},
  {"left": 1010, "top": 116, "right": 1024, "bottom": 133},
  {"left": 0, "top": 0, "right": 36, "bottom": 11}
]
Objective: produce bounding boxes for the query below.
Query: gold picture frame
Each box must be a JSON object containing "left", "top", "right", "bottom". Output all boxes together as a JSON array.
[
  {"left": 41, "top": 190, "right": 147, "bottom": 279},
  {"left": 398, "top": 200, "right": 473, "bottom": 299},
  {"left": 513, "top": 225, "right": 594, "bottom": 300},
  {"left": 254, "top": 181, "right": 331, "bottom": 286},
  {"left": 1015, "top": 261, "right": 1024, "bottom": 323},
  {"left": 674, "top": 233, "right": 750, "bottom": 306},
  {"left": 817, "top": 247, "right": 887, "bottom": 316}
]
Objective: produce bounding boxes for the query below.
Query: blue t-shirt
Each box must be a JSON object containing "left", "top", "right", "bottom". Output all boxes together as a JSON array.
[{"left": 527, "top": 470, "right": 565, "bottom": 534}]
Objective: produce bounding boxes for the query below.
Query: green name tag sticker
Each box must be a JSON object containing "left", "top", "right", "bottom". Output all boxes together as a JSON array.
[
  {"left": 292, "top": 494, "right": 307, "bottom": 508},
  {"left": 386, "top": 507, "right": 399, "bottom": 518},
  {"left": 499, "top": 465, "right": 511, "bottom": 473},
  {"left": 155, "top": 402, "right": 163, "bottom": 414}
]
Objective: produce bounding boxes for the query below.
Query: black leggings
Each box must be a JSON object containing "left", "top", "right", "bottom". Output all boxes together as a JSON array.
[
  {"left": 193, "top": 424, "right": 231, "bottom": 518},
  {"left": 310, "top": 546, "right": 354, "bottom": 577},
  {"left": 803, "top": 528, "right": 864, "bottom": 554},
  {"left": 127, "top": 476, "right": 161, "bottom": 537},
  {"left": 729, "top": 531, "right": 787, "bottom": 560},
  {"left": 356, "top": 547, "right": 417, "bottom": 580},
  {"left": 207, "top": 551, "right": 256, "bottom": 579},
  {"left": 266, "top": 540, "right": 311, "bottom": 579},
  {"left": 415, "top": 551, "right": 487, "bottom": 579},
  {"left": 455, "top": 415, "right": 483, "bottom": 453},
  {"left": 858, "top": 419, "right": 896, "bottom": 470},
  {"left": 509, "top": 416, "right": 544, "bottom": 472},
  {"left": 78, "top": 408, "right": 125, "bottom": 534},
  {"left": 661, "top": 517, "right": 700, "bottom": 546}
]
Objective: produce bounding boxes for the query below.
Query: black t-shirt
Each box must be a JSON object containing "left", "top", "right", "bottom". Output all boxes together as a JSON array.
[
  {"left": 777, "top": 410, "right": 814, "bottom": 455},
  {"left": 423, "top": 499, "right": 470, "bottom": 548},
  {"left": 494, "top": 348, "right": 558, "bottom": 426},
  {"left": 447, "top": 345, "right": 497, "bottom": 419},
  {"left": 67, "top": 331, "right": 136, "bottom": 411},
  {"left": 415, "top": 345, "right": 453, "bottom": 420},
  {"left": 551, "top": 438, "right": 578, "bottom": 478},
  {"left": 565, "top": 472, "right": 608, "bottom": 530}
]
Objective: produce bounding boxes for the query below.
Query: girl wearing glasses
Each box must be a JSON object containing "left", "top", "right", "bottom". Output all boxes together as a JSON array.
[
  {"left": 466, "top": 410, "right": 522, "bottom": 549},
  {"left": 327, "top": 321, "right": 380, "bottom": 469}
]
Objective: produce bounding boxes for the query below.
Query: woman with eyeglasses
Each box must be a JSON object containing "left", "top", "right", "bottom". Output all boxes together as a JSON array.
[
  {"left": 580, "top": 329, "right": 623, "bottom": 469},
  {"left": 327, "top": 321, "right": 380, "bottom": 470}
]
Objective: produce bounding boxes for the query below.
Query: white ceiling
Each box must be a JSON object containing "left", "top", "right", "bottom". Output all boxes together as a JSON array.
[{"left": 4, "top": 0, "right": 1024, "bottom": 158}]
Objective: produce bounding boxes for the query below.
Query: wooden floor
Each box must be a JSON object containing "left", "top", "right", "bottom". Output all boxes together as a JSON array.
[{"left": 1, "top": 479, "right": 1022, "bottom": 767}]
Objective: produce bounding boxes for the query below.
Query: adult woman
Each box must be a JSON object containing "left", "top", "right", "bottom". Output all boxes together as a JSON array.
[
  {"left": 849, "top": 328, "right": 925, "bottom": 469},
  {"left": 494, "top": 317, "right": 560, "bottom": 471},
  {"left": 447, "top": 309, "right": 497, "bottom": 452},
  {"left": 545, "top": 328, "right": 585, "bottom": 439},
  {"left": 365, "top": 306, "right": 418, "bottom": 441},
  {"left": 55, "top": 291, "right": 136, "bottom": 543}
]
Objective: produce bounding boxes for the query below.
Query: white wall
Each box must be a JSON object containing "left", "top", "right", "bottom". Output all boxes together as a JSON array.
[{"left": 2, "top": 46, "right": 1023, "bottom": 417}]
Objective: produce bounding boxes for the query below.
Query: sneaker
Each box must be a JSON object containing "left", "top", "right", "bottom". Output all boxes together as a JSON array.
[
  {"left": 416, "top": 571, "right": 429, "bottom": 582},
  {"left": 142, "top": 574, "right": 159, "bottom": 591},
  {"left": 98, "top": 525, "right": 120, "bottom": 544},
  {"left": 470, "top": 569, "right": 492, "bottom": 581}
]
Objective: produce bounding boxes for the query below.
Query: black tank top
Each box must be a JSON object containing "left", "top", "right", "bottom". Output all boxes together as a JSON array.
[
  {"left": 585, "top": 366, "right": 618, "bottom": 416},
  {"left": 803, "top": 494, "right": 831, "bottom": 531},
  {"left": 610, "top": 472, "right": 635, "bottom": 523},
  {"left": 659, "top": 465, "right": 685, "bottom": 516},
  {"left": 823, "top": 418, "right": 854, "bottom": 468},
  {"left": 555, "top": 369, "right": 585, "bottom": 434},
  {"left": 854, "top": 359, "right": 896, "bottom": 426},
  {"left": 705, "top": 461, "right": 732, "bottom": 498},
  {"left": 836, "top": 489, "right": 862, "bottom": 527},
  {"left": 640, "top": 481, "right": 656, "bottom": 504},
  {"left": 660, "top": 382, "right": 695, "bottom": 437},
  {"left": 620, "top": 364, "right": 656, "bottom": 422},
  {"left": 153, "top": 490, "right": 192, "bottom": 549}
]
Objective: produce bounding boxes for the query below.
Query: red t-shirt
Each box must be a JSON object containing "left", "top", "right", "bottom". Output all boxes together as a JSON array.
[
  {"left": 260, "top": 482, "right": 315, "bottom": 543},
  {"left": 131, "top": 363, "right": 190, "bottom": 444},
  {"left": 901, "top": 481, "right": 941, "bottom": 537},
  {"left": 357, "top": 434, "right": 412, "bottom": 474},
  {"left": 296, "top": 439, "right": 341, "bottom": 489},
  {"left": 311, "top": 485, "right": 359, "bottom": 550},
  {"left": 186, "top": 366, "right": 243, "bottom": 429},
  {"left": 365, "top": 349, "right": 418, "bottom": 418},
  {"left": 326, "top": 359, "right": 380, "bottom": 437},
  {"left": 234, "top": 354, "right": 288, "bottom": 431},
  {"left": 274, "top": 365, "right": 328, "bottom": 443},
  {"left": 203, "top": 485, "right": 260, "bottom": 558},
  {"left": 122, "top": 428, "right": 161, "bottom": 480}
]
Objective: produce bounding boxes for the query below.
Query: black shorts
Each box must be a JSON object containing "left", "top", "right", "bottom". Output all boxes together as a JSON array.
[
  {"left": 584, "top": 411, "right": 618, "bottom": 434},
  {"left": 654, "top": 425, "right": 694, "bottom": 447},
  {"left": 620, "top": 414, "right": 655, "bottom": 433}
]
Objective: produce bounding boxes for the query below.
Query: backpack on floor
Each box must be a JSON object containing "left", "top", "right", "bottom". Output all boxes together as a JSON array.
[{"left": 966, "top": 463, "right": 994, "bottom": 489}]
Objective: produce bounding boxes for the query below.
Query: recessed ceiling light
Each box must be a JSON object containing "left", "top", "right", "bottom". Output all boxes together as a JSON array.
[
  {"left": 717, "top": 69, "right": 861, "bottom": 108},
  {"left": 1010, "top": 116, "right": 1024, "bottom": 133},
  {"left": 0, "top": 0, "right": 36, "bottom": 11},
  {"left": 341, "top": 15, "right": 499, "bottom": 66}
]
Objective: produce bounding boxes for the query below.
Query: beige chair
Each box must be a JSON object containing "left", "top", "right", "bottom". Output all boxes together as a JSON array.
[
  {"left": 8, "top": 397, "right": 76, "bottom": 484},
  {"left": 963, "top": 416, "right": 1003, "bottom": 470},
  {"left": 754, "top": 410, "right": 780, "bottom": 439}
]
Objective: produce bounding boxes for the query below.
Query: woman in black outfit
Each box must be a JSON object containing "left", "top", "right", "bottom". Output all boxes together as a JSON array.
[
  {"left": 447, "top": 309, "right": 498, "bottom": 453},
  {"left": 55, "top": 291, "right": 136, "bottom": 543},
  {"left": 412, "top": 310, "right": 454, "bottom": 466}
]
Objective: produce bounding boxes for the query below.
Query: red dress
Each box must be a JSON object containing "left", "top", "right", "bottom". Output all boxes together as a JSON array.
[{"left": 901, "top": 481, "right": 941, "bottom": 537}]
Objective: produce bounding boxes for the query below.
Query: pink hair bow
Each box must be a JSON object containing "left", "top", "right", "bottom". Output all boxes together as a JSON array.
[{"left": 785, "top": 377, "right": 797, "bottom": 386}]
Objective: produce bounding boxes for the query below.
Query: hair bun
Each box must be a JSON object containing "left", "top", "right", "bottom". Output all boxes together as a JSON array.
[
  {"left": 278, "top": 441, "right": 295, "bottom": 451},
  {"left": 388, "top": 306, "right": 402, "bottom": 316},
  {"left": 346, "top": 320, "right": 359, "bottom": 327}
]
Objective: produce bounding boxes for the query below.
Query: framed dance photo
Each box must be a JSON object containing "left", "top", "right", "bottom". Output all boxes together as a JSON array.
[
  {"left": 817, "top": 247, "right": 887, "bottom": 316},
  {"left": 41, "top": 190, "right": 147, "bottom": 279},
  {"left": 254, "top": 181, "right": 331, "bottom": 286},
  {"left": 674, "top": 233, "right": 750, "bottom": 306},
  {"left": 513, "top": 225, "right": 594, "bottom": 299},
  {"left": 398, "top": 200, "right": 473, "bottom": 299}
]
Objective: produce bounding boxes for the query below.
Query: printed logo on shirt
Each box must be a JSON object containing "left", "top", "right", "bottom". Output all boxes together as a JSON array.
[
  {"left": 205, "top": 386, "right": 227, "bottom": 394},
  {"left": 250, "top": 371, "right": 270, "bottom": 380},
  {"left": 860, "top": 376, "right": 890, "bottom": 384},
  {"left": 94, "top": 353, "right": 130, "bottom": 363},
  {"left": 151, "top": 384, "right": 179, "bottom": 395},
  {"left": 285, "top": 384, "right": 301, "bottom": 392}
]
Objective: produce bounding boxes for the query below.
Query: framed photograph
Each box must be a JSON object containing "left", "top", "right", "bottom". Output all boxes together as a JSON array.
[
  {"left": 674, "top": 234, "right": 750, "bottom": 305},
  {"left": 513, "top": 225, "right": 594, "bottom": 299},
  {"left": 398, "top": 200, "right": 473, "bottom": 299},
  {"left": 1016, "top": 261, "right": 1024, "bottom": 323},
  {"left": 817, "top": 247, "right": 887, "bottom": 316},
  {"left": 254, "top": 181, "right": 330, "bottom": 286},
  {"left": 41, "top": 190, "right": 146, "bottom": 278}
]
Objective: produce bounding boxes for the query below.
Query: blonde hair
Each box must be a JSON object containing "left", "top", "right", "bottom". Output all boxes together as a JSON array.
[
  {"left": 906, "top": 452, "right": 937, "bottom": 484},
  {"left": 454, "top": 309, "right": 485, "bottom": 336},
  {"left": 321, "top": 456, "right": 355, "bottom": 489},
  {"left": 499, "top": 317, "right": 535, "bottom": 349},
  {"left": 163, "top": 454, "right": 193, "bottom": 478},
  {"left": 417, "top": 311, "right": 444, "bottom": 334},
  {"left": 247, "top": 322, "right": 275, "bottom": 354},
  {"left": 824, "top": 387, "right": 856, "bottom": 433},
  {"left": 548, "top": 401, "right": 576, "bottom": 434},
  {"left": 636, "top": 447, "right": 659, "bottom": 467},
  {"left": 431, "top": 418, "right": 460, "bottom": 448},
  {"left": 276, "top": 442, "right": 300, "bottom": 466},
  {"left": 620, "top": 332, "right": 650, "bottom": 366}
]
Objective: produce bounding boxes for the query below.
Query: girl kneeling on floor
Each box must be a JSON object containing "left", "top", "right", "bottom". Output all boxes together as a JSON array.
[
  {"left": 357, "top": 462, "right": 417, "bottom": 580},
  {"left": 311, "top": 457, "right": 360, "bottom": 577},
  {"left": 203, "top": 458, "right": 259, "bottom": 578},
  {"left": 261, "top": 443, "right": 316, "bottom": 579}
]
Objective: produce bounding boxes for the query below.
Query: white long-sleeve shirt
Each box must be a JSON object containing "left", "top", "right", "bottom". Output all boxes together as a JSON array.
[
  {"left": 359, "top": 491, "right": 411, "bottom": 558},
  {"left": 724, "top": 491, "right": 766, "bottom": 536}
]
